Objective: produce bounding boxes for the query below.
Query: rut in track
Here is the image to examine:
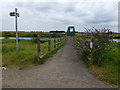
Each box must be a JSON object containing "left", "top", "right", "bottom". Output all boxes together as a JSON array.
[{"left": 2, "top": 37, "right": 112, "bottom": 88}]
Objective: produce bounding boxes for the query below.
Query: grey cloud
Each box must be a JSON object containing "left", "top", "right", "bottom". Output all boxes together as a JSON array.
[
  {"left": 86, "top": 13, "right": 116, "bottom": 25},
  {"left": 1, "top": 1, "right": 118, "bottom": 32},
  {"left": 15, "top": 2, "right": 24, "bottom": 7}
]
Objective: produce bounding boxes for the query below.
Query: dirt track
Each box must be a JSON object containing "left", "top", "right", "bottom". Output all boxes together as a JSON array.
[{"left": 2, "top": 37, "right": 112, "bottom": 88}]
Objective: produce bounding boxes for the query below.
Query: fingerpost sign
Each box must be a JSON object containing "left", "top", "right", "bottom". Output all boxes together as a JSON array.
[{"left": 9, "top": 8, "right": 20, "bottom": 52}]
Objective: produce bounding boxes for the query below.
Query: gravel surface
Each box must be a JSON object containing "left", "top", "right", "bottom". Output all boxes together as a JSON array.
[{"left": 2, "top": 37, "right": 112, "bottom": 88}]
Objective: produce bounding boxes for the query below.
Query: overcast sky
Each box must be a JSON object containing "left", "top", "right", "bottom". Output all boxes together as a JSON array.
[{"left": 1, "top": 0, "right": 118, "bottom": 32}]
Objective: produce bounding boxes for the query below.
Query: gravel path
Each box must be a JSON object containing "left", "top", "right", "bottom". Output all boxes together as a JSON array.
[{"left": 2, "top": 37, "right": 112, "bottom": 88}]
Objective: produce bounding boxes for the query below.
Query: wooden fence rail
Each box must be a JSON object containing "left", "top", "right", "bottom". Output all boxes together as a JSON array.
[
  {"left": 74, "top": 37, "right": 81, "bottom": 47},
  {"left": 37, "top": 36, "right": 67, "bottom": 61}
]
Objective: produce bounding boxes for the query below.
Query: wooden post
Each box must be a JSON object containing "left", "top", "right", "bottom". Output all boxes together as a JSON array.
[
  {"left": 48, "top": 39, "right": 50, "bottom": 54},
  {"left": 54, "top": 38, "right": 56, "bottom": 49},
  {"left": 61, "top": 37, "right": 62, "bottom": 46},
  {"left": 62, "top": 37, "right": 64, "bottom": 45},
  {"left": 63, "top": 36, "right": 64, "bottom": 45},
  {"left": 37, "top": 36, "right": 40, "bottom": 61},
  {"left": 63, "top": 36, "right": 65, "bottom": 45},
  {"left": 58, "top": 38, "right": 59, "bottom": 47},
  {"left": 56, "top": 38, "right": 58, "bottom": 48},
  {"left": 61, "top": 36, "right": 63, "bottom": 45},
  {"left": 59, "top": 36, "right": 61, "bottom": 47}
]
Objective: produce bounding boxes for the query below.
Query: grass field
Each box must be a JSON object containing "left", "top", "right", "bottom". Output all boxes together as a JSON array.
[
  {"left": 1, "top": 38, "right": 61, "bottom": 70},
  {"left": 1, "top": 32, "right": 66, "bottom": 38},
  {"left": 75, "top": 33, "right": 120, "bottom": 39}
]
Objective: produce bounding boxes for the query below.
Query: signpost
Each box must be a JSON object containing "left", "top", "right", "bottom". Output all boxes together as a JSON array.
[{"left": 9, "top": 8, "right": 20, "bottom": 52}]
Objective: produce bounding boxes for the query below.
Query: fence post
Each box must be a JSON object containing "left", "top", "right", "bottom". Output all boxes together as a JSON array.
[
  {"left": 54, "top": 38, "right": 56, "bottom": 49},
  {"left": 62, "top": 36, "right": 66, "bottom": 45},
  {"left": 37, "top": 36, "right": 40, "bottom": 61},
  {"left": 58, "top": 38, "right": 60, "bottom": 47},
  {"left": 64, "top": 36, "right": 66, "bottom": 43},
  {"left": 48, "top": 39, "right": 50, "bottom": 54},
  {"left": 59, "top": 36, "right": 61, "bottom": 47},
  {"left": 60, "top": 37, "right": 61, "bottom": 46},
  {"left": 63, "top": 36, "right": 64, "bottom": 45},
  {"left": 56, "top": 38, "right": 58, "bottom": 48}
]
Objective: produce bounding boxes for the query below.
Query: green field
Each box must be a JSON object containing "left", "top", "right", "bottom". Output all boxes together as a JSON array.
[
  {"left": 1, "top": 32, "right": 66, "bottom": 38},
  {"left": 1, "top": 38, "right": 61, "bottom": 70}
]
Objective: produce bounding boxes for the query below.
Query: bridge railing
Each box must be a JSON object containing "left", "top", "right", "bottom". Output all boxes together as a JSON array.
[{"left": 37, "top": 35, "right": 67, "bottom": 61}]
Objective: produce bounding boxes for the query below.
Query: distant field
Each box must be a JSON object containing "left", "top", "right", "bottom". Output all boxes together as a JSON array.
[
  {"left": 1, "top": 32, "right": 66, "bottom": 38},
  {"left": 75, "top": 33, "right": 120, "bottom": 39},
  {"left": 1, "top": 31, "right": 119, "bottom": 38}
]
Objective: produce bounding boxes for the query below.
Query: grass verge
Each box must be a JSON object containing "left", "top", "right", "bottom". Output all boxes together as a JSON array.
[
  {"left": 74, "top": 36, "right": 119, "bottom": 87},
  {"left": 2, "top": 39, "right": 64, "bottom": 70},
  {"left": 88, "top": 42, "right": 119, "bottom": 87},
  {"left": 38, "top": 46, "right": 62, "bottom": 64}
]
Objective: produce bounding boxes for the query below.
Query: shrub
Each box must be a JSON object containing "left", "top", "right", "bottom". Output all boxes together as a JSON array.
[{"left": 76, "top": 28, "right": 112, "bottom": 66}]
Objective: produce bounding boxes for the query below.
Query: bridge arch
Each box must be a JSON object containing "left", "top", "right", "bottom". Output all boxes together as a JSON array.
[{"left": 67, "top": 26, "right": 75, "bottom": 36}]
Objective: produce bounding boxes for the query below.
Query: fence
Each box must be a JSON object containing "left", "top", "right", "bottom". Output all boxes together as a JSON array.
[
  {"left": 74, "top": 37, "right": 83, "bottom": 47},
  {"left": 74, "top": 37, "right": 93, "bottom": 49},
  {"left": 37, "top": 36, "right": 67, "bottom": 61}
]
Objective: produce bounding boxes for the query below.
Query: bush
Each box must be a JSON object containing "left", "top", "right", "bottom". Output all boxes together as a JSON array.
[
  {"left": 74, "top": 28, "right": 119, "bottom": 86},
  {"left": 76, "top": 28, "right": 112, "bottom": 66}
]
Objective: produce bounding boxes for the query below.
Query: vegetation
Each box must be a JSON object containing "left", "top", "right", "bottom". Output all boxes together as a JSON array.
[
  {"left": 2, "top": 32, "right": 66, "bottom": 38},
  {"left": 74, "top": 28, "right": 119, "bottom": 86},
  {"left": 75, "top": 32, "right": 120, "bottom": 39},
  {"left": 2, "top": 39, "right": 37, "bottom": 69},
  {"left": 89, "top": 42, "right": 119, "bottom": 86},
  {"left": 38, "top": 44, "right": 63, "bottom": 64},
  {"left": 49, "top": 31, "right": 65, "bottom": 33},
  {"left": 2, "top": 36, "right": 64, "bottom": 70}
]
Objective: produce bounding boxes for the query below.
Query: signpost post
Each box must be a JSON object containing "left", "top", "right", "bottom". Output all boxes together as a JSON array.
[{"left": 9, "top": 8, "right": 19, "bottom": 52}]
